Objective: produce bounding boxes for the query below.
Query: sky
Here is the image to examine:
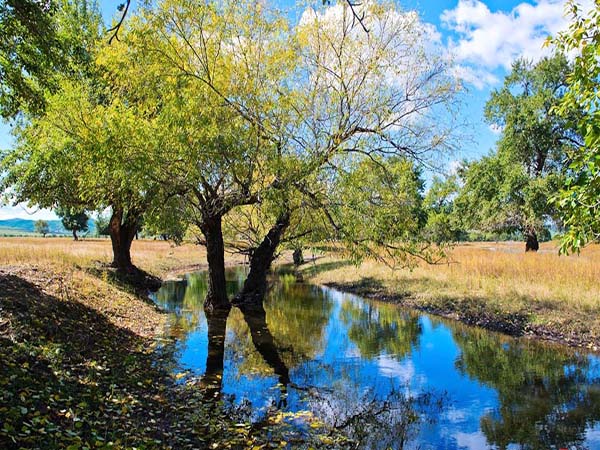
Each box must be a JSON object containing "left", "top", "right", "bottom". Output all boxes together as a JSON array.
[{"left": 0, "top": 0, "right": 581, "bottom": 220}]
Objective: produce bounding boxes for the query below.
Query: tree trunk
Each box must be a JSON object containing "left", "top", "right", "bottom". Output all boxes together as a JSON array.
[
  {"left": 72, "top": 229, "right": 78, "bottom": 241},
  {"left": 109, "top": 207, "right": 138, "bottom": 271},
  {"left": 233, "top": 212, "right": 290, "bottom": 307},
  {"left": 525, "top": 228, "right": 539, "bottom": 252},
  {"left": 201, "top": 214, "right": 230, "bottom": 312},
  {"left": 293, "top": 248, "right": 304, "bottom": 266}
]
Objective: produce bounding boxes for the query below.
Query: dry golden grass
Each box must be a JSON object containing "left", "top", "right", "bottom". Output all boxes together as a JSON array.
[
  {"left": 0, "top": 236, "right": 238, "bottom": 276},
  {"left": 302, "top": 241, "right": 600, "bottom": 345}
]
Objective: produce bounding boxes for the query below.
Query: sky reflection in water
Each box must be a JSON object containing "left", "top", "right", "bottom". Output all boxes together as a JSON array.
[{"left": 152, "top": 268, "right": 600, "bottom": 449}]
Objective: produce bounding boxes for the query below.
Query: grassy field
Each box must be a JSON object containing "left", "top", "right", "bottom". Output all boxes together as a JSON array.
[
  {"left": 300, "top": 241, "right": 600, "bottom": 349},
  {"left": 0, "top": 236, "right": 237, "bottom": 276}
]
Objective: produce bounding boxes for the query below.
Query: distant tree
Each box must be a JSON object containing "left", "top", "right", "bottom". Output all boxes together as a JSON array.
[
  {"left": 457, "top": 55, "right": 580, "bottom": 252},
  {"left": 94, "top": 213, "right": 110, "bottom": 237},
  {"left": 551, "top": 1, "right": 600, "bottom": 253},
  {"left": 423, "top": 175, "right": 464, "bottom": 244},
  {"left": 56, "top": 206, "right": 88, "bottom": 240},
  {"left": 34, "top": 219, "right": 49, "bottom": 237}
]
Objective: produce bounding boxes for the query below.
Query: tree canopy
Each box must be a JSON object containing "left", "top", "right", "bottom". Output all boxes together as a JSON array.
[{"left": 551, "top": 1, "right": 600, "bottom": 252}]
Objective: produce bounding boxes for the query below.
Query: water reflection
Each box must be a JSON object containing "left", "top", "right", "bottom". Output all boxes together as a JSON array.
[
  {"left": 238, "top": 304, "right": 290, "bottom": 405},
  {"left": 201, "top": 308, "right": 229, "bottom": 401},
  {"left": 152, "top": 268, "right": 600, "bottom": 449},
  {"left": 452, "top": 326, "right": 600, "bottom": 449},
  {"left": 340, "top": 297, "right": 422, "bottom": 360}
]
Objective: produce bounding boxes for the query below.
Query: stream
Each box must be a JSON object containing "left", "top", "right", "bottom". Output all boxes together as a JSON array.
[{"left": 151, "top": 268, "right": 600, "bottom": 449}]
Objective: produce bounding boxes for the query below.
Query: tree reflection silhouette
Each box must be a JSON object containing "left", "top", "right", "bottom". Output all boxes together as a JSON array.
[
  {"left": 453, "top": 325, "right": 600, "bottom": 450},
  {"left": 200, "top": 308, "right": 229, "bottom": 401},
  {"left": 340, "top": 297, "right": 422, "bottom": 359}
]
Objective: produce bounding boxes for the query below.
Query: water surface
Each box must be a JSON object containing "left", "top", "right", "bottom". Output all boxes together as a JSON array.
[{"left": 152, "top": 268, "right": 600, "bottom": 449}]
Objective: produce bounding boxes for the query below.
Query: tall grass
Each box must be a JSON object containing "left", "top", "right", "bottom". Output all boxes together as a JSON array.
[
  {"left": 0, "top": 237, "right": 216, "bottom": 275},
  {"left": 303, "top": 241, "right": 600, "bottom": 332}
]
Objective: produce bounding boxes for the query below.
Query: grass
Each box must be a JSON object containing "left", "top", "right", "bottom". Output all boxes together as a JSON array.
[
  {"left": 0, "top": 236, "right": 247, "bottom": 276},
  {"left": 300, "top": 241, "right": 600, "bottom": 349}
]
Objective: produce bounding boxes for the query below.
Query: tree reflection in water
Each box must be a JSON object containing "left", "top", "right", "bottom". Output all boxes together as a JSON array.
[
  {"left": 200, "top": 308, "right": 229, "bottom": 401},
  {"left": 340, "top": 296, "right": 422, "bottom": 359},
  {"left": 452, "top": 324, "right": 600, "bottom": 450}
]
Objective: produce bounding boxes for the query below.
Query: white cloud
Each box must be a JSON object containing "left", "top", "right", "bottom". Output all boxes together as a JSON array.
[
  {"left": 488, "top": 123, "right": 503, "bottom": 135},
  {"left": 441, "top": 0, "right": 585, "bottom": 88},
  {"left": 0, "top": 204, "right": 58, "bottom": 220},
  {"left": 376, "top": 356, "right": 415, "bottom": 383},
  {"left": 453, "top": 430, "right": 492, "bottom": 449},
  {"left": 451, "top": 64, "right": 499, "bottom": 90}
]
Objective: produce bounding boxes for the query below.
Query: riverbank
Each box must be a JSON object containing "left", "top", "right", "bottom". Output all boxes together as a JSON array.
[
  {"left": 0, "top": 238, "right": 330, "bottom": 448},
  {"left": 299, "top": 241, "right": 600, "bottom": 351},
  {"left": 2, "top": 236, "right": 599, "bottom": 447}
]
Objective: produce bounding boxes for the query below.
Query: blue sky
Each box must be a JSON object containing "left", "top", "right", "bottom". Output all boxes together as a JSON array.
[{"left": 0, "top": 0, "right": 579, "bottom": 219}]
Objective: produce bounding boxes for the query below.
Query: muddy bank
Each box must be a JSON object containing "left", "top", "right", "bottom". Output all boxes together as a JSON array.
[{"left": 323, "top": 280, "right": 600, "bottom": 353}]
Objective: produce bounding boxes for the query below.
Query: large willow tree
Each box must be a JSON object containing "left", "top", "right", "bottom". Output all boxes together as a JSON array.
[{"left": 2, "top": 0, "right": 461, "bottom": 308}]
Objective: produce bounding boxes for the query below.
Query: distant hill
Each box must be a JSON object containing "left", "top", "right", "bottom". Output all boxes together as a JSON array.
[{"left": 0, "top": 218, "right": 96, "bottom": 236}]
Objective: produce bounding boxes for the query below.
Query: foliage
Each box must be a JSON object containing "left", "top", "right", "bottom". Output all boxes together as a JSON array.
[
  {"left": 93, "top": 213, "right": 109, "bottom": 236},
  {"left": 34, "top": 219, "right": 49, "bottom": 236},
  {"left": 331, "top": 157, "right": 436, "bottom": 266},
  {"left": 551, "top": 1, "right": 600, "bottom": 252},
  {"left": 0, "top": 0, "right": 102, "bottom": 118},
  {"left": 456, "top": 152, "right": 560, "bottom": 238},
  {"left": 423, "top": 175, "right": 465, "bottom": 244}
]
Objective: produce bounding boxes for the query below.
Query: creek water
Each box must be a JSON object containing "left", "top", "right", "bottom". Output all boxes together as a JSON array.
[{"left": 151, "top": 268, "right": 600, "bottom": 449}]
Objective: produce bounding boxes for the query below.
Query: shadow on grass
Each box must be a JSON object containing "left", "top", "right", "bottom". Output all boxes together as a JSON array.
[
  {"left": 296, "top": 259, "right": 355, "bottom": 279},
  {"left": 0, "top": 271, "right": 351, "bottom": 449},
  {"left": 87, "top": 264, "right": 162, "bottom": 302},
  {"left": 325, "top": 277, "right": 410, "bottom": 302},
  {"left": 0, "top": 272, "right": 198, "bottom": 449}
]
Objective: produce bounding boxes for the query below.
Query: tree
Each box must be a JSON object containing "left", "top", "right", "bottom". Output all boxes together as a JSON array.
[
  {"left": 551, "top": 1, "right": 600, "bottom": 253},
  {"left": 229, "top": 0, "right": 459, "bottom": 304},
  {"left": 423, "top": 175, "right": 464, "bottom": 244},
  {"left": 457, "top": 55, "right": 579, "bottom": 251},
  {"left": 34, "top": 219, "right": 49, "bottom": 237},
  {"left": 1, "top": 76, "right": 165, "bottom": 271},
  {"left": 56, "top": 206, "right": 88, "bottom": 240},
  {"left": 0, "top": 0, "right": 102, "bottom": 119},
  {"left": 94, "top": 213, "right": 110, "bottom": 237}
]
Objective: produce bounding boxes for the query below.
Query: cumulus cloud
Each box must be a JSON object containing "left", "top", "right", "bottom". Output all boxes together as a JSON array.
[{"left": 441, "top": 0, "right": 589, "bottom": 88}]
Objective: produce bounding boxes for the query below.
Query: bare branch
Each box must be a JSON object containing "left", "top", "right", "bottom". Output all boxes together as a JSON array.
[{"left": 107, "top": 0, "right": 131, "bottom": 44}]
